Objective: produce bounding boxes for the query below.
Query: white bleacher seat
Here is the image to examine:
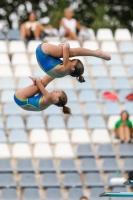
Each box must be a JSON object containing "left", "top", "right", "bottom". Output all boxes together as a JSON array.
[
  {"left": 0, "top": 54, "right": 10, "bottom": 65},
  {"left": 11, "top": 53, "right": 29, "bottom": 65},
  {"left": 33, "top": 65, "right": 45, "bottom": 77},
  {"left": 82, "top": 41, "right": 99, "bottom": 50},
  {"left": 1, "top": 90, "right": 14, "bottom": 102},
  {"left": 107, "top": 115, "right": 120, "bottom": 129},
  {"left": 114, "top": 28, "right": 131, "bottom": 41},
  {"left": 129, "top": 116, "right": 133, "bottom": 125},
  {"left": 92, "top": 129, "right": 111, "bottom": 143},
  {"left": 67, "top": 40, "right": 81, "bottom": 48},
  {"left": 90, "top": 66, "right": 108, "bottom": 77},
  {"left": 27, "top": 40, "right": 42, "bottom": 53},
  {"left": 97, "top": 28, "right": 114, "bottom": 40},
  {"left": 46, "top": 81, "right": 55, "bottom": 90},
  {"left": 0, "top": 41, "right": 8, "bottom": 53},
  {"left": 110, "top": 66, "right": 127, "bottom": 77},
  {"left": 12, "top": 143, "right": 31, "bottom": 158},
  {"left": 33, "top": 143, "right": 53, "bottom": 158},
  {"left": 88, "top": 28, "right": 96, "bottom": 40},
  {"left": 50, "top": 129, "right": 69, "bottom": 143},
  {"left": 17, "top": 78, "right": 32, "bottom": 89},
  {"left": 71, "top": 129, "right": 90, "bottom": 143},
  {"left": 9, "top": 41, "right": 26, "bottom": 53},
  {"left": 0, "top": 144, "right": 10, "bottom": 158},
  {"left": 101, "top": 41, "right": 118, "bottom": 52},
  {"left": 0, "top": 66, "right": 13, "bottom": 77},
  {"left": 0, "top": 78, "right": 15, "bottom": 90},
  {"left": 111, "top": 131, "right": 120, "bottom": 144},
  {"left": 14, "top": 65, "right": 32, "bottom": 77},
  {"left": 54, "top": 143, "right": 74, "bottom": 158},
  {"left": 29, "top": 129, "right": 49, "bottom": 143},
  {"left": 30, "top": 53, "right": 37, "bottom": 65},
  {"left": 56, "top": 77, "right": 74, "bottom": 89}
]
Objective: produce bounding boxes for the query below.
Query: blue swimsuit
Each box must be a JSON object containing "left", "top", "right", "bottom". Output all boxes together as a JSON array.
[
  {"left": 36, "top": 44, "right": 63, "bottom": 77},
  {"left": 14, "top": 94, "right": 43, "bottom": 111}
]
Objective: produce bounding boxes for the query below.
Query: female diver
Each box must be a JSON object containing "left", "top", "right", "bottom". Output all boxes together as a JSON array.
[
  {"left": 14, "top": 77, "right": 71, "bottom": 114},
  {"left": 36, "top": 42, "right": 111, "bottom": 85}
]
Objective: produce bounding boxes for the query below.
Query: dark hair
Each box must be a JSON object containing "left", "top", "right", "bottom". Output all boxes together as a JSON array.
[
  {"left": 120, "top": 110, "right": 129, "bottom": 120},
  {"left": 28, "top": 10, "right": 36, "bottom": 17},
  {"left": 70, "top": 59, "right": 85, "bottom": 83},
  {"left": 54, "top": 91, "right": 72, "bottom": 115},
  {"left": 80, "top": 196, "right": 88, "bottom": 200},
  {"left": 128, "top": 171, "right": 133, "bottom": 180}
]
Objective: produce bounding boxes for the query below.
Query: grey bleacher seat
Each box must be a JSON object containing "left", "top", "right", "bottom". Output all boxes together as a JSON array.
[
  {"left": 87, "top": 57, "right": 104, "bottom": 65},
  {"left": 1, "top": 90, "right": 15, "bottom": 103},
  {"left": 102, "top": 158, "right": 119, "bottom": 172},
  {"left": 124, "top": 54, "right": 133, "bottom": 65},
  {"left": 22, "top": 188, "right": 41, "bottom": 200},
  {"left": 33, "top": 66, "right": 44, "bottom": 77},
  {"left": 119, "top": 90, "right": 132, "bottom": 102},
  {"left": 17, "top": 78, "right": 32, "bottom": 89},
  {"left": 129, "top": 66, "right": 133, "bottom": 77},
  {"left": 110, "top": 66, "right": 126, "bottom": 77},
  {"left": 7, "top": 29, "right": 21, "bottom": 40},
  {"left": 106, "top": 172, "right": 123, "bottom": 188},
  {"left": 23, "top": 110, "right": 41, "bottom": 116},
  {"left": 104, "top": 102, "right": 120, "bottom": 116},
  {"left": 118, "top": 143, "right": 133, "bottom": 157},
  {"left": 91, "top": 66, "right": 108, "bottom": 77},
  {"left": 6, "top": 116, "right": 25, "bottom": 129},
  {"left": 0, "top": 78, "right": 15, "bottom": 90},
  {"left": 76, "top": 144, "right": 94, "bottom": 158},
  {"left": 43, "top": 105, "right": 62, "bottom": 116},
  {"left": 1, "top": 188, "right": 19, "bottom": 200},
  {"left": 19, "top": 173, "right": 38, "bottom": 188},
  {"left": 114, "top": 78, "right": 131, "bottom": 90},
  {"left": 84, "top": 103, "right": 102, "bottom": 116},
  {"left": 26, "top": 116, "right": 45, "bottom": 130},
  {"left": 0, "top": 117, "right": 4, "bottom": 129},
  {"left": 38, "top": 159, "right": 56, "bottom": 173},
  {"left": 45, "top": 188, "right": 63, "bottom": 200},
  {"left": 111, "top": 187, "right": 128, "bottom": 200},
  {"left": 80, "top": 158, "right": 99, "bottom": 172},
  {"left": 67, "top": 116, "right": 86, "bottom": 129},
  {"left": 0, "top": 173, "right": 16, "bottom": 188},
  {"left": 88, "top": 116, "right": 106, "bottom": 129},
  {"left": 79, "top": 90, "right": 97, "bottom": 102},
  {"left": 67, "top": 188, "right": 84, "bottom": 200},
  {"left": 0, "top": 130, "right": 7, "bottom": 143},
  {"left": 95, "top": 78, "right": 112, "bottom": 90},
  {"left": 119, "top": 41, "right": 133, "bottom": 53},
  {"left": 9, "top": 129, "right": 28, "bottom": 143},
  {"left": 90, "top": 188, "right": 105, "bottom": 200},
  {"left": 0, "top": 31, "right": 5, "bottom": 40},
  {"left": 124, "top": 102, "right": 133, "bottom": 115},
  {"left": 0, "top": 159, "right": 12, "bottom": 173},
  {"left": 67, "top": 103, "right": 82, "bottom": 115},
  {"left": 76, "top": 77, "right": 92, "bottom": 90},
  {"left": 63, "top": 172, "right": 82, "bottom": 188},
  {"left": 123, "top": 158, "right": 133, "bottom": 172},
  {"left": 47, "top": 116, "right": 65, "bottom": 129},
  {"left": 97, "top": 144, "right": 115, "bottom": 157},
  {"left": 4, "top": 102, "right": 21, "bottom": 116},
  {"left": 41, "top": 173, "right": 60, "bottom": 188},
  {"left": 16, "top": 159, "right": 34, "bottom": 173},
  {"left": 65, "top": 90, "right": 78, "bottom": 102},
  {"left": 84, "top": 172, "right": 104, "bottom": 187},
  {"left": 59, "top": 159, "right": 77, "bottom": 173},
  {"left": 106, "top": 54, "right": 122, "bottom": 65}
]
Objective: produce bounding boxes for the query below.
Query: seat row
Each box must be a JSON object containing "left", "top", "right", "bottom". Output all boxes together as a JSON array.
[
  {"left": 0, "top": 143, "right": 132, "bottom": 158},
  {"left": 0, "top": 172, "right": 127, "bottom": 188},
  {"left": 0, "top": 157, "right": 132, "bottom": 173},
  {"left": 0, "top": 28, "right": 132, "bottom": 40}
]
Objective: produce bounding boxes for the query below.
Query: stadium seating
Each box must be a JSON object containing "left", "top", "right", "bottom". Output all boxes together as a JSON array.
[{"left": 0, "top": 28, "right": 133, "bottom": 199}]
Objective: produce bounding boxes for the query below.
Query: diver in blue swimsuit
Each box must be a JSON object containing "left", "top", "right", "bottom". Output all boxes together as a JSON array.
[
  {"left": 14, "top": 77, "right": 71, "bottom": 115},
  {"left": 36, "top": 42, "right": 111, "bottom": 83}
]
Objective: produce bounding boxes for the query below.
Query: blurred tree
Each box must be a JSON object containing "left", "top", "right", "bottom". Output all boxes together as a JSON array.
[{"left": 0, "top": 0, "right": 132, "bottom": 32}]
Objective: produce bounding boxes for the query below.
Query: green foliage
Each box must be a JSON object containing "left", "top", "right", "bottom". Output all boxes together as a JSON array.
[{"left": 0, "top": 0, "right": 132, "bottom": 32}]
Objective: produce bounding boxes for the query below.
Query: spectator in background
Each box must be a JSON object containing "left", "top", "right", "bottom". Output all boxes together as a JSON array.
[
  {"left": 20, "top": 11, "right": 55, "bottom": 41},
  {"left": 114, "top": 111, "right": 133, "bottom": 143},
  {"left": 80, "top": 196, "right": 88, "bottom": 200},
  {"left": 59, "top": 8, "right": 86, "bottom": 40}
]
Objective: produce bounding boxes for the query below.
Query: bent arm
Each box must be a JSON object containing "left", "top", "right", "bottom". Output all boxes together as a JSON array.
[
  {"left": 63, "top": 43, "right": 70, "bottom": 66},
  {"left": 35, "top": 79, "right": 50, "bottom": 97},
  {"left": 41, "top": 74, "right": 55, "bottom": 87}
]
